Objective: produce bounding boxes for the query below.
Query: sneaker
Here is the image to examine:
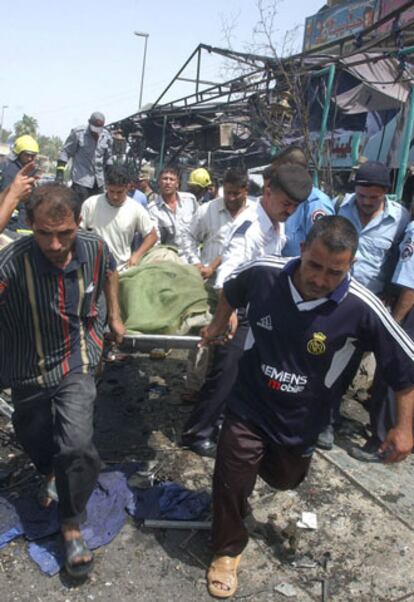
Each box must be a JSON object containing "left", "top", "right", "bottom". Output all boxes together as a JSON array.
[{"left": 316, "top": 425, "right": 335, "bottom": 450}]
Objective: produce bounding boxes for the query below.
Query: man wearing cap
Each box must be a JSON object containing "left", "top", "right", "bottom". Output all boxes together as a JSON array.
[
  {"left": 136, "top": 164, "right": 156, "bottom": 205},
  {"left": 338, "top": 160, "right": 409, "bottom": 295},
  {"left": 181, "top": 165, "right": 313, "bottom": 457},
  {"left": 56, "top": 112, "right": 113, "bottom": 206},
  {"left": 317, "top": 160, "right": 409, "bottom": 450},
  {"left": 268, "top": 145, "right": 334, "bottom": 258},
  {"left": 0, "top": 135, "right": 39, "bottom": 231},
  {"left": 214, "top": 164, "right": 313, "bottom": 288},
  {"left": 202, "top": 216, "right": 414, "bottom": 598}
]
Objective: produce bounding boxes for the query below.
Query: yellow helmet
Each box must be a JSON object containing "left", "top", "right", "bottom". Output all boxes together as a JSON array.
[
  {"left": 188, "top": 168, "right": 212, "bottom": 188},
  {"left": 13, "top": 135, "right": 39, "bottom": 156}
]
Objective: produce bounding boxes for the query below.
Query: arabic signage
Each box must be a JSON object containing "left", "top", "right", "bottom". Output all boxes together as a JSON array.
[
  {"left": 303, "top": 0, "right": 379, "bottom": 51},
  {"left": 310, "top": 131, "right": 366, "bottom": 169}
]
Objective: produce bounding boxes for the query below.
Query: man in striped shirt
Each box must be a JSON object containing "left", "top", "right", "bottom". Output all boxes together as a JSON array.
[
  {"left": 0, "top": 184, "right": 125, "bottom": 578},
  {"left": 201, "top": 216, "right": 414, "bottom": 598}
]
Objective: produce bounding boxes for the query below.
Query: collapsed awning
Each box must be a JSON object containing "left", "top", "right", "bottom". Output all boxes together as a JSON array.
[{"left": 334, "top": 53, "right": 412, "bottom": 113}]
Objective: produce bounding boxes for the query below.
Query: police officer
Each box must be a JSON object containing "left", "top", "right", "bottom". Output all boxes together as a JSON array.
[
  {"left": 181, "top": 164, "right": 313, "bottom": 456},
  {"left": 0, "top": 135, "right": 39, "bottom": 230},
  {"left": 318, "top": 161, "right": 409, "bottom": 449},
  {"left": 56, "top": 112, "right": 113, "bottom": 206},
  {"left": 350, "top": 219, "right": 414, "bottom": 460},
  {"left": 338, "top": 161, "right": 409, "bottom": 295},
  {"left": 270, "top": 145, "right": 334, "bottom": 258},
  {"left": 203, "top": 216, "right": 414, "bottom": 598}
]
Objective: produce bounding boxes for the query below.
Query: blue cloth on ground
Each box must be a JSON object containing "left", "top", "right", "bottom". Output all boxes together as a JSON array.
[
  {"left": 0, "top": 467, "right": 211, "bottom": 576},
  {"left": 27, "top": 469, "right": 136, "bottom": 575},
  {"left": 131, "top": 481, "right": 211, "bottom": 521},
  {"left": 0, "top": 497, "right": 23, "bottom": 549}
]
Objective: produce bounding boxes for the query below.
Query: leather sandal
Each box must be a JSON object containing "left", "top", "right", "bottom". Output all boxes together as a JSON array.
[
  {"left": 64, "top": 535, "right": 94, "bottom": 578},
  {"left": 207, "top": 554, "right": 242, "bottom": 598}
]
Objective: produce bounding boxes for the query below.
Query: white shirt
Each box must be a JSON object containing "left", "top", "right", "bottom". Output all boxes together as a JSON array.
[
  {"left": 181, "top": 197, "right": 255, "bottom": 266},
  {"left": 148, "top": 192, "right": 198, "bottom": 259},
  {"left": 80, "top": 193, "right": 155, "bottom": 271},
  {"left": 215, "top": 200, "right": 286, "bottom": 289}
]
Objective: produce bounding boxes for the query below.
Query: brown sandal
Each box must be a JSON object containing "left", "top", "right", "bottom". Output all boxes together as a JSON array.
[{"left": 207, "top": 554, "right": 242, "bottom": 598}]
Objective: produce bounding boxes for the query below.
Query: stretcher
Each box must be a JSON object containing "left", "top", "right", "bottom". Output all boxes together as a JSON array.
[
  {"left": 122, "top": 333, "right": 202, "bottom": 351},
  {"left": 119, "top": 248, "right": 212, "bottom": 353}
]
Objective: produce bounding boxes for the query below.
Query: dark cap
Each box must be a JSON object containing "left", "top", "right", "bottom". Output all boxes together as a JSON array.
[
  {"left": 270, "top": 164, "right": 312, "bottom": 202},
  {"left": 354, "top": 161, "right": 390, "bottom": 189},
  {"left": 89, "top": 111, "right": 105, "bottom": 133}
]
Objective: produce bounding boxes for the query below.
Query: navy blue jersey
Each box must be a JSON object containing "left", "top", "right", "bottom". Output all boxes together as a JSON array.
[{"left": 223, "top": 256, "right": 414, "bottom": 447}]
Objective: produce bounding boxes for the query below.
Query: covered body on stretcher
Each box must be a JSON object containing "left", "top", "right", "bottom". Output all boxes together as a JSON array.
[{"left": 119, "top": 246, "right": 215, "bottom": 351}]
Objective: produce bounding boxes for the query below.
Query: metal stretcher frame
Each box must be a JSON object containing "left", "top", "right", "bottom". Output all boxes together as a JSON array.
[{"left": 122, "top": 333, "right": 202, "bottom": 351}]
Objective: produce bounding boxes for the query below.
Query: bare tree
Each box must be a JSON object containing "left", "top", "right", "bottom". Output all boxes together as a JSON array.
[{"left": 219, "top": 0, "right": 322, "bottom": 180}]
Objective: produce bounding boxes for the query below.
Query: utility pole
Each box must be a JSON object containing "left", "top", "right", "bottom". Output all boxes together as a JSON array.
[{"left": 134, "top": 32, "right": 149, "bottom": 110}]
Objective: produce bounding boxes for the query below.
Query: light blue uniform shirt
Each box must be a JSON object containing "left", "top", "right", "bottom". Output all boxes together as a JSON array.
[
  {"left": 128, "top": 189, "right": 148, "bottom": 209},
  {"left": 339, "top": 194, "right": 409, "bottom": 294},
  {"left": 392, "top": 221, "right": 414, "bottom": 289},
  {"left": 282, "top": 187, "right": 333, "bottom": 257}
]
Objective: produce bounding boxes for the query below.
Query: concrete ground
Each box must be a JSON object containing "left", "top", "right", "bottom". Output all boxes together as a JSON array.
[{"left": 0, "top": 350, "right": 413, "bottom": 602}]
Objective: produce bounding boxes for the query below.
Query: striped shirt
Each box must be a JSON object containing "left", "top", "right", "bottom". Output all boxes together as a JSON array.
[{"left": 0, "top": 231, "right": 115, "bottom": 389}]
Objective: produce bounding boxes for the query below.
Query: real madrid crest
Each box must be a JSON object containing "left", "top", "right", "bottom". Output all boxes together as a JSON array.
[{"left": 307, "top": 332, "right": 327, "bottom": 355}]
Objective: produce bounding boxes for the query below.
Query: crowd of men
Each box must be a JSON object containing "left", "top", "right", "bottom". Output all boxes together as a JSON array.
[{"left": 0, "top": 111, "right": 414, "bottom": 597}]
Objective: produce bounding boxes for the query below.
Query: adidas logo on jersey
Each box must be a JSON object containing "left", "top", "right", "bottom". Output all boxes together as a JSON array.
[{"left": 257, "top": 315, "right": 272, "bottom": 330}]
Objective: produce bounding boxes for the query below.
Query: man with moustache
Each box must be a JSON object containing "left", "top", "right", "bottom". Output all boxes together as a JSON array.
[
  {"left": 0, "top": 184, "right": 124, "bottom": 578},
  {"left": 203, "top": 216, "right": 414, "bottom": 598}
]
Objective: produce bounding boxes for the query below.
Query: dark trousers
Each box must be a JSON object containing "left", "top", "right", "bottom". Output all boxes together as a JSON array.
[
  {"left": 325, "top": 347, "right": 365, "bottom": 428},
  {"left": 12, "top": 373, "right": 101, "bottom": 525},
  {"left": 72, "top": 182, "right": 103, "bottom": 208},
  {"left": 368, "top": 306, "right": 414, "bottom": 442},
  {"left": 212, "top": 414, "right": 312, "bottom": 556},
  {"left": 181, "top": 318, "right": 249, "bottom": 445}
]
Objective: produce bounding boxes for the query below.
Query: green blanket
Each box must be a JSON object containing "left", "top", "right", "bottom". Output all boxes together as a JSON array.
[{"left": 119, "top": 260, "right": 214, "bottom": 335}]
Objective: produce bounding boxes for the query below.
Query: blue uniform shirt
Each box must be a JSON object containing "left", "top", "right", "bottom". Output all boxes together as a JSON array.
[
  {"left": 282, "top": 187, "right": 333, "bottom": 257},
  {"left": 128, "top": 189, "right": 148, "bottom": 209},
  {"left": 338, "top": 194, "right": 409, "bottom": 294},
  {"left": 392, "top": 221, "right": 414, "bottom": 289},
  {"left": 222, "top": 255, "right": 414, "bottom": 447}
]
